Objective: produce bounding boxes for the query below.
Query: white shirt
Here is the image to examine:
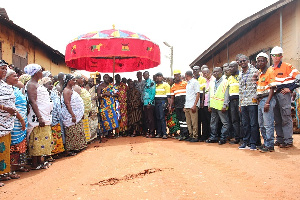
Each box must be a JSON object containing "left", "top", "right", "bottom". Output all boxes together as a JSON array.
[{"left": 185, "top": 78, "right": 200, "bottom": 108}]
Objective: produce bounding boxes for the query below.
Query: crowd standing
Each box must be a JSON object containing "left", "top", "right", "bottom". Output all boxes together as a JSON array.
[{"left": 0, "top": 46, "right": 299, "bottom": 187}]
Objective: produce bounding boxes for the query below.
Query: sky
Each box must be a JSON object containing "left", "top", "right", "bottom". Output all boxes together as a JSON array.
[{"left": 1, "top": 0, "right": 278, "bottom": 79}]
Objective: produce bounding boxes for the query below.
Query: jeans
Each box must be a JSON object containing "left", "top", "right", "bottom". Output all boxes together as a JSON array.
[
  {"left": 209, "top": 108, "right": 229, "bottom": 141},
  {"left": 274, "top": 92, "right": 293, "bottom": 144},
  {"left": 241, "top": 105, "right": 260, "bottom": 145},
  {"left": 198, "top": 106, "right": 211, "bottom": 140},
  {"left": 155, "top": 98, "right": 167, "bottom": 136},
  {"left": 144, "top": 105, "right": 155, "bottom": 134},
  {"left": 230, "top": 99, "right": 241, "bottom": 141},
  {"left": 258, "top": 97, "right": 276, "bottom": 148}
]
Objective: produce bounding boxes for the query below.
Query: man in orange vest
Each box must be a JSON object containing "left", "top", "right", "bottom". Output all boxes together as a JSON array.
[{"left": 271, "top": 46, "right": 300, "bottom": 148}]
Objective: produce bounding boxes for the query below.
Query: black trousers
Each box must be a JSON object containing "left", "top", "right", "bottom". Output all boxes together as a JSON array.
[
  {"left": 198, "top": 106, "right": 211, "bottom": 140},
  {"left": 144, "top": 105, "right": 155, "bottom": 134},
  {"left": 175, "top": 107, "right": 188, "bottom": 137}
]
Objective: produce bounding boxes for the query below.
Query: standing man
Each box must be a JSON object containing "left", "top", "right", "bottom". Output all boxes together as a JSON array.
[
  {"left": 154, "top": 72, "right": 171, "bottom": 139},
  {"left": 142, "top": 71, "right": 156, "bottom": 138},
  {"left": 170, "top": 69, "right": 188, "bottom": 141},
  {"left": 271, "top": 46, "right": 300, "bottom": 148},
  {"left": 206, "top": 67, "right": 230, "bottom": 145},
  {"left": 198, "top": 68, "right": 213, "bottom": 141},
  {"left": 184, "top": 71, "right": 200, "bottom": 142},
  {"left": 256, "top": 52, "right": 276, "bottom": 152},
  {"left": 193, "top": 66, "right": 201, "bottom": 80},
  {"left": 238, "top": 54, "right": 260, "bottom": 149},
  {"left": 135, "top": 71, "right": 146, "bottom": 135},
  {"left": 228, "top": 61, "right": 241, "bottom": 144}
]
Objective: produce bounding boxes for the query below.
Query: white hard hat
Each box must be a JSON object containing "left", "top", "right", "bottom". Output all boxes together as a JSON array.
[
  {"left": 256, "top": 52, "right": 269, "bottom": 61},
  {"left": 271, "top": 46, "right": 283, "bottom": 54}
]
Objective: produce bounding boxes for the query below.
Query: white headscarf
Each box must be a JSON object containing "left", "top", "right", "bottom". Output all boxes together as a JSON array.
[{"left": 24, "top": 64, "right": 42, "bottom": 76}]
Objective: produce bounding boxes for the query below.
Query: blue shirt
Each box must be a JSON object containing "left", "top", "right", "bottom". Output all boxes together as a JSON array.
[{"left": 142, "top": 79, "right": 156, "bottom": 106}]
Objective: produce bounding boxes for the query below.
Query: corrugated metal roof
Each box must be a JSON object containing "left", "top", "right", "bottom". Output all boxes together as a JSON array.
[
  {"left": 0, "top": 8, "right": 9, "bottom": 20},
  {"left": 0, "top": 15, "right": 64, "bottom": 60},
  {"left": 190, "top": 0, "right": 294, "bottom": 67}
]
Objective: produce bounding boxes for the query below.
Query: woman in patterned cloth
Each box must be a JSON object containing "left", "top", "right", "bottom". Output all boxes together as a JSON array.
[
  {"left": 5, "top": 69, "right": 28, "bottom": 173},
  {"left": 0, "top": 61, "right": 24, "bottom": 186},
  {"left": 25, "top": 64, "right": 54, "bottom": 170},
  {"left": 40, "top": 77, "right": 65, "bottom": 157},
  {"left": 61, "top": 74, "right": 86, "bottom": 156}
]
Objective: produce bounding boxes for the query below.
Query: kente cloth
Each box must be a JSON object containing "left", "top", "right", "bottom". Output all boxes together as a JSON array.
[
  {"left": 99, "top": 84, "right": 119, "bottom": 132},
  {"left": 0, "top": 133, "right": 11, "bottom": 174},
  {"left": 51, "top": 124, "right": 65, "bottom": 154},
  {"left": 0, "top": 80, "right": 16, "bottom": 137},
  {"left": 127, "top": 88, "right": 142, "bottom": 126},
  {"left": 80, "top": 88, "right": 91, "bottom": 140},
  {"left": 10, "top": 138, "right": 27, "bottom": 165},
  {"left": 167, "top": 112, "right": 180, "bottom": 134},
  {"left": 82, "top": 117, "right": 90, "bottom": 141},
  {"left": 28, "top": 125, "right": 53, "bottom": 156},
  {"left": 88, "top": 86, "right": 98, "bottom": 141},
  {"left": 50, "top": 90, "right": 61, "bottom": 126},
  {"left": 65, "top": 120, "right": 87, "bottom": 151},
  {"left": 61, "top": 89, "right": 84, "bottom": 128},
  {"left": 115, "top": 83, "right": 128, "bottom": 132},
  {"left": 27, "top": 85, "right": 53, "bottom": 136},
  {"left": 113, "top": 85, "right": 121, "bottom": 120},
  {"left": 11, "top": 87, "right": 28, "bottom": 145}
]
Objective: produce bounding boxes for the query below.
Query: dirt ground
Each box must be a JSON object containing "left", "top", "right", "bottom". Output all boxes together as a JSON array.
[{"left": 1, "top": 134, "right": 300, "bottom": 200}]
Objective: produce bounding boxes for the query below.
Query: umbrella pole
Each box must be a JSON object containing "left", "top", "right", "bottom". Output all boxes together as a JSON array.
[{"left": 113, "top": 56, "right": 115, "bottom": 84}]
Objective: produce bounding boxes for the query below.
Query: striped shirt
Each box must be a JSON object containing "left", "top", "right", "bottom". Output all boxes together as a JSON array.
[
  {"left": 155, "top": 82, "right": 171, "bottom": 98},
  {"left": 171, "top": 81, "right": 187, "bottom": 108}
]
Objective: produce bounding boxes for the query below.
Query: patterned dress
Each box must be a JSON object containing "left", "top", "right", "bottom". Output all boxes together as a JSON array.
[
  {"left": 99, "top": 84, "right": 119, "bottom": 132},
  {"left": 10, "top": 87, "right": 28, "bottom": 165},
  {"left": 80, "top": 88, "right": 92, "bottom": 141},
  {"left": 88, "top": 86, "right": 98, "bottom": 141},
  {"left": 114, "top": 83, "right": 128, "bottom": 132},
  {"left": 127, "top": 87, "right": 142, "bottom": 131},
  {"left": 0, "top": 80, "right": 16, "bottom": 174},
  {"left": 61, "top": 90, "right": 86, "bottom": 151}
]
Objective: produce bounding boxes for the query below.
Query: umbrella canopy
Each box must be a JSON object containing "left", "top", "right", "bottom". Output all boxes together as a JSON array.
[{"left": 65, "top": 29, "right": 160, "bottom": 73}]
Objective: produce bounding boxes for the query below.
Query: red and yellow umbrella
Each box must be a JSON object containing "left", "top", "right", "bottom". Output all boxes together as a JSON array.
[{"left": 65, "top": 28, "right": 160, "bottom": 73}]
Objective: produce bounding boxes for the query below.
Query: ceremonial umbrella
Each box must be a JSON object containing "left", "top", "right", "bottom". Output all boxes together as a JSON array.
[{"left": 65, "top": 28, "right": 161, "bottom": 74}]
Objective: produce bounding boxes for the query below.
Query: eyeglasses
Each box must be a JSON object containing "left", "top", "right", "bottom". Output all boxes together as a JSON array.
[
  {"left": 239, "top": 60, "right": 247, "bottom": 63},
  {"left": 271, "top": 54, "right": 281, "bottom": 57}
]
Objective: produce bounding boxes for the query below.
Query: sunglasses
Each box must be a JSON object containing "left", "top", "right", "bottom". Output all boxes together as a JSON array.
[
  {"left": 271, "top": 54, "right": 282, "bottom": 57},
  {"left": 239, "top": 60, "right": 247, "bottom": 63}
]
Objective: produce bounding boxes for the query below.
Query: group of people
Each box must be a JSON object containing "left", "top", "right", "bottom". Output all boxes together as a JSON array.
[{"left": 0, "top": 45, "right": 298, "bottom": 187}]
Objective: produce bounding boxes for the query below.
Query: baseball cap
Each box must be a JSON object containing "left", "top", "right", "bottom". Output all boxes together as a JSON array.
[{"left": 192, "top": 66, "right": 200, "bottom": 70}]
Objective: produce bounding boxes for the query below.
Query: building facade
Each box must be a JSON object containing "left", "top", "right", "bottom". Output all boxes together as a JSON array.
[{"left": 0, "top": 11, "right": 70, "bottom": 75}]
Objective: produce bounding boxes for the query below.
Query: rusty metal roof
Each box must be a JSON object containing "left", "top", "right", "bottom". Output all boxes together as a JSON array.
[
  {"left": 0, "top": 15, "right": 64, "bottom": 60},
  {"left": 190, "top": 0, "right": 294, "bottom": 67}
]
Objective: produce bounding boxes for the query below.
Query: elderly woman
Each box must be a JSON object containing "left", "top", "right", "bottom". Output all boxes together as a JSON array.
[
  {"left": 61, "top": 74, "right": 86, "bottom": 156},
  {"left": 5, "top": 68, "right": 28, "bottom": 174},
  {"left": 25, "top": 64, "right": 53, "bottom": 170},
  {"left": 0, "top": 61, "right": 18, "bottom": 186},
  {"left": 40, "top": 77, "right": 65, "bottom": 157}
]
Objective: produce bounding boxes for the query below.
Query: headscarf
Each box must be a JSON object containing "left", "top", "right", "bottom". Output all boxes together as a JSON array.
[
  {"left": 24, "top": 64, "right": 42, "bottom": 76},
  {"left": 73, "top": 71, "right": 82, "bottom": 79},
  {"left": 63, "top": 74, "right": 74, "bottom": 89},
  {"left": 5, "top": 67, "right": 16, "bottom": 80},
  {"left": 19, "top": 74, "right": 31, "bottom": 84},
  {"left": 42, "top": 71, "right": 51, "bottom": 78},
  {"left": 39, "top": 77, "right": 52, "bottom": 86}
]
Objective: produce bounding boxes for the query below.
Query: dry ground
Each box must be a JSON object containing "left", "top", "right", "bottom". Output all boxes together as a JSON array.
[{"left": 1, "top": 135, "right": 300, "bottom": 200}]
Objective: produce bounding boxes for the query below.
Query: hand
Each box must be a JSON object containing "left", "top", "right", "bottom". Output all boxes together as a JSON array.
[
  {"left": 221, "top": 107, "right": 226, "bottom": 113},
  {"left": 200, "top": 102, "right": 204, "bottom": 109},
  {"left": 38, "top": 117, "right": 45, "bottom": 127},
  {"left": 191, "top": 105, "right": 197, "bottom": 113},
  {"left": 20, "top": 119, "right": 26, "bottom": 131},
  {"left": 168, "top": 106, "right": 172, "bottom": 114},
  {"left": 5, "top": 106, "right": 17, "bottom": 116},
  {"left": 208, "top": 107, "right": 212, "bottom": 112},
  {"left": 264, "top": 103, "right": 270, "bottom": 112},
  {"left": 239, "top": 106, "right": 241, "bottom": 112},
  {"left": 72, "top": 115, "right": 76, "bottom": 123},
  {"left": 280, "top": 88, "right": 291, "bottom": 95}
]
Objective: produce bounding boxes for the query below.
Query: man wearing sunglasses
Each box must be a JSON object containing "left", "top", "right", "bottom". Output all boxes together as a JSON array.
[{"left": 271, "top": 46, "right": 300, "bottom": 148}]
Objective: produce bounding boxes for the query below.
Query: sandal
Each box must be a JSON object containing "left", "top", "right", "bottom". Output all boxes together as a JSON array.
[
  {"left": 17, "top": 166, "right": 30, "bottom": 172},
  {"left": 9, "top": 172, "right": 20, "bottom": 179},
  {"left": 42, "top": 162, "right": 52, "bottom": 169},
  {"left": 0, "top": 182, "right": 4, "bottom": 187},
  {"left": 67, "top": 151, "right": 77, "bottom": 157},
  {"left": 0, "top": 174, "right": 11, "bottom": 181},
  {"left": 31, "top": 164, "right": 43, "bottom": 170}
]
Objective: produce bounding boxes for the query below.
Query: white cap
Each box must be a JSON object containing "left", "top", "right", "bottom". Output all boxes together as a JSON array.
[
  {"left": 256, "top": 52, "right": 269, "bottom": 61},
  {"left": 271, "top": 46, "right": 283, "bottom": 54},
  {"left": 193, "top": 66, "right": 200, "bottom": 70}
]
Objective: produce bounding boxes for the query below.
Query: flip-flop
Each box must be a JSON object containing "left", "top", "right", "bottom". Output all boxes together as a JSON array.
[
  {"left": 17, "top": 166, "right": 30, "bottom": 172},
  {"left": 0, "top": 182, "right": 4, "bottom": 187},
  {"left": 0, "top": 174, "right": 11, "bottom": 181},
  {"left": 67, "top": 151, "right": 77, "bottom": 157},
  {"left": 9, "top": 172, "right": 20, "bottom": 179},
  {"left": 42, "top": 162, "right": 52, "bottom": 169},
  {"left": 31, "top": 164, "right": 43, "bottom": 170}
]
